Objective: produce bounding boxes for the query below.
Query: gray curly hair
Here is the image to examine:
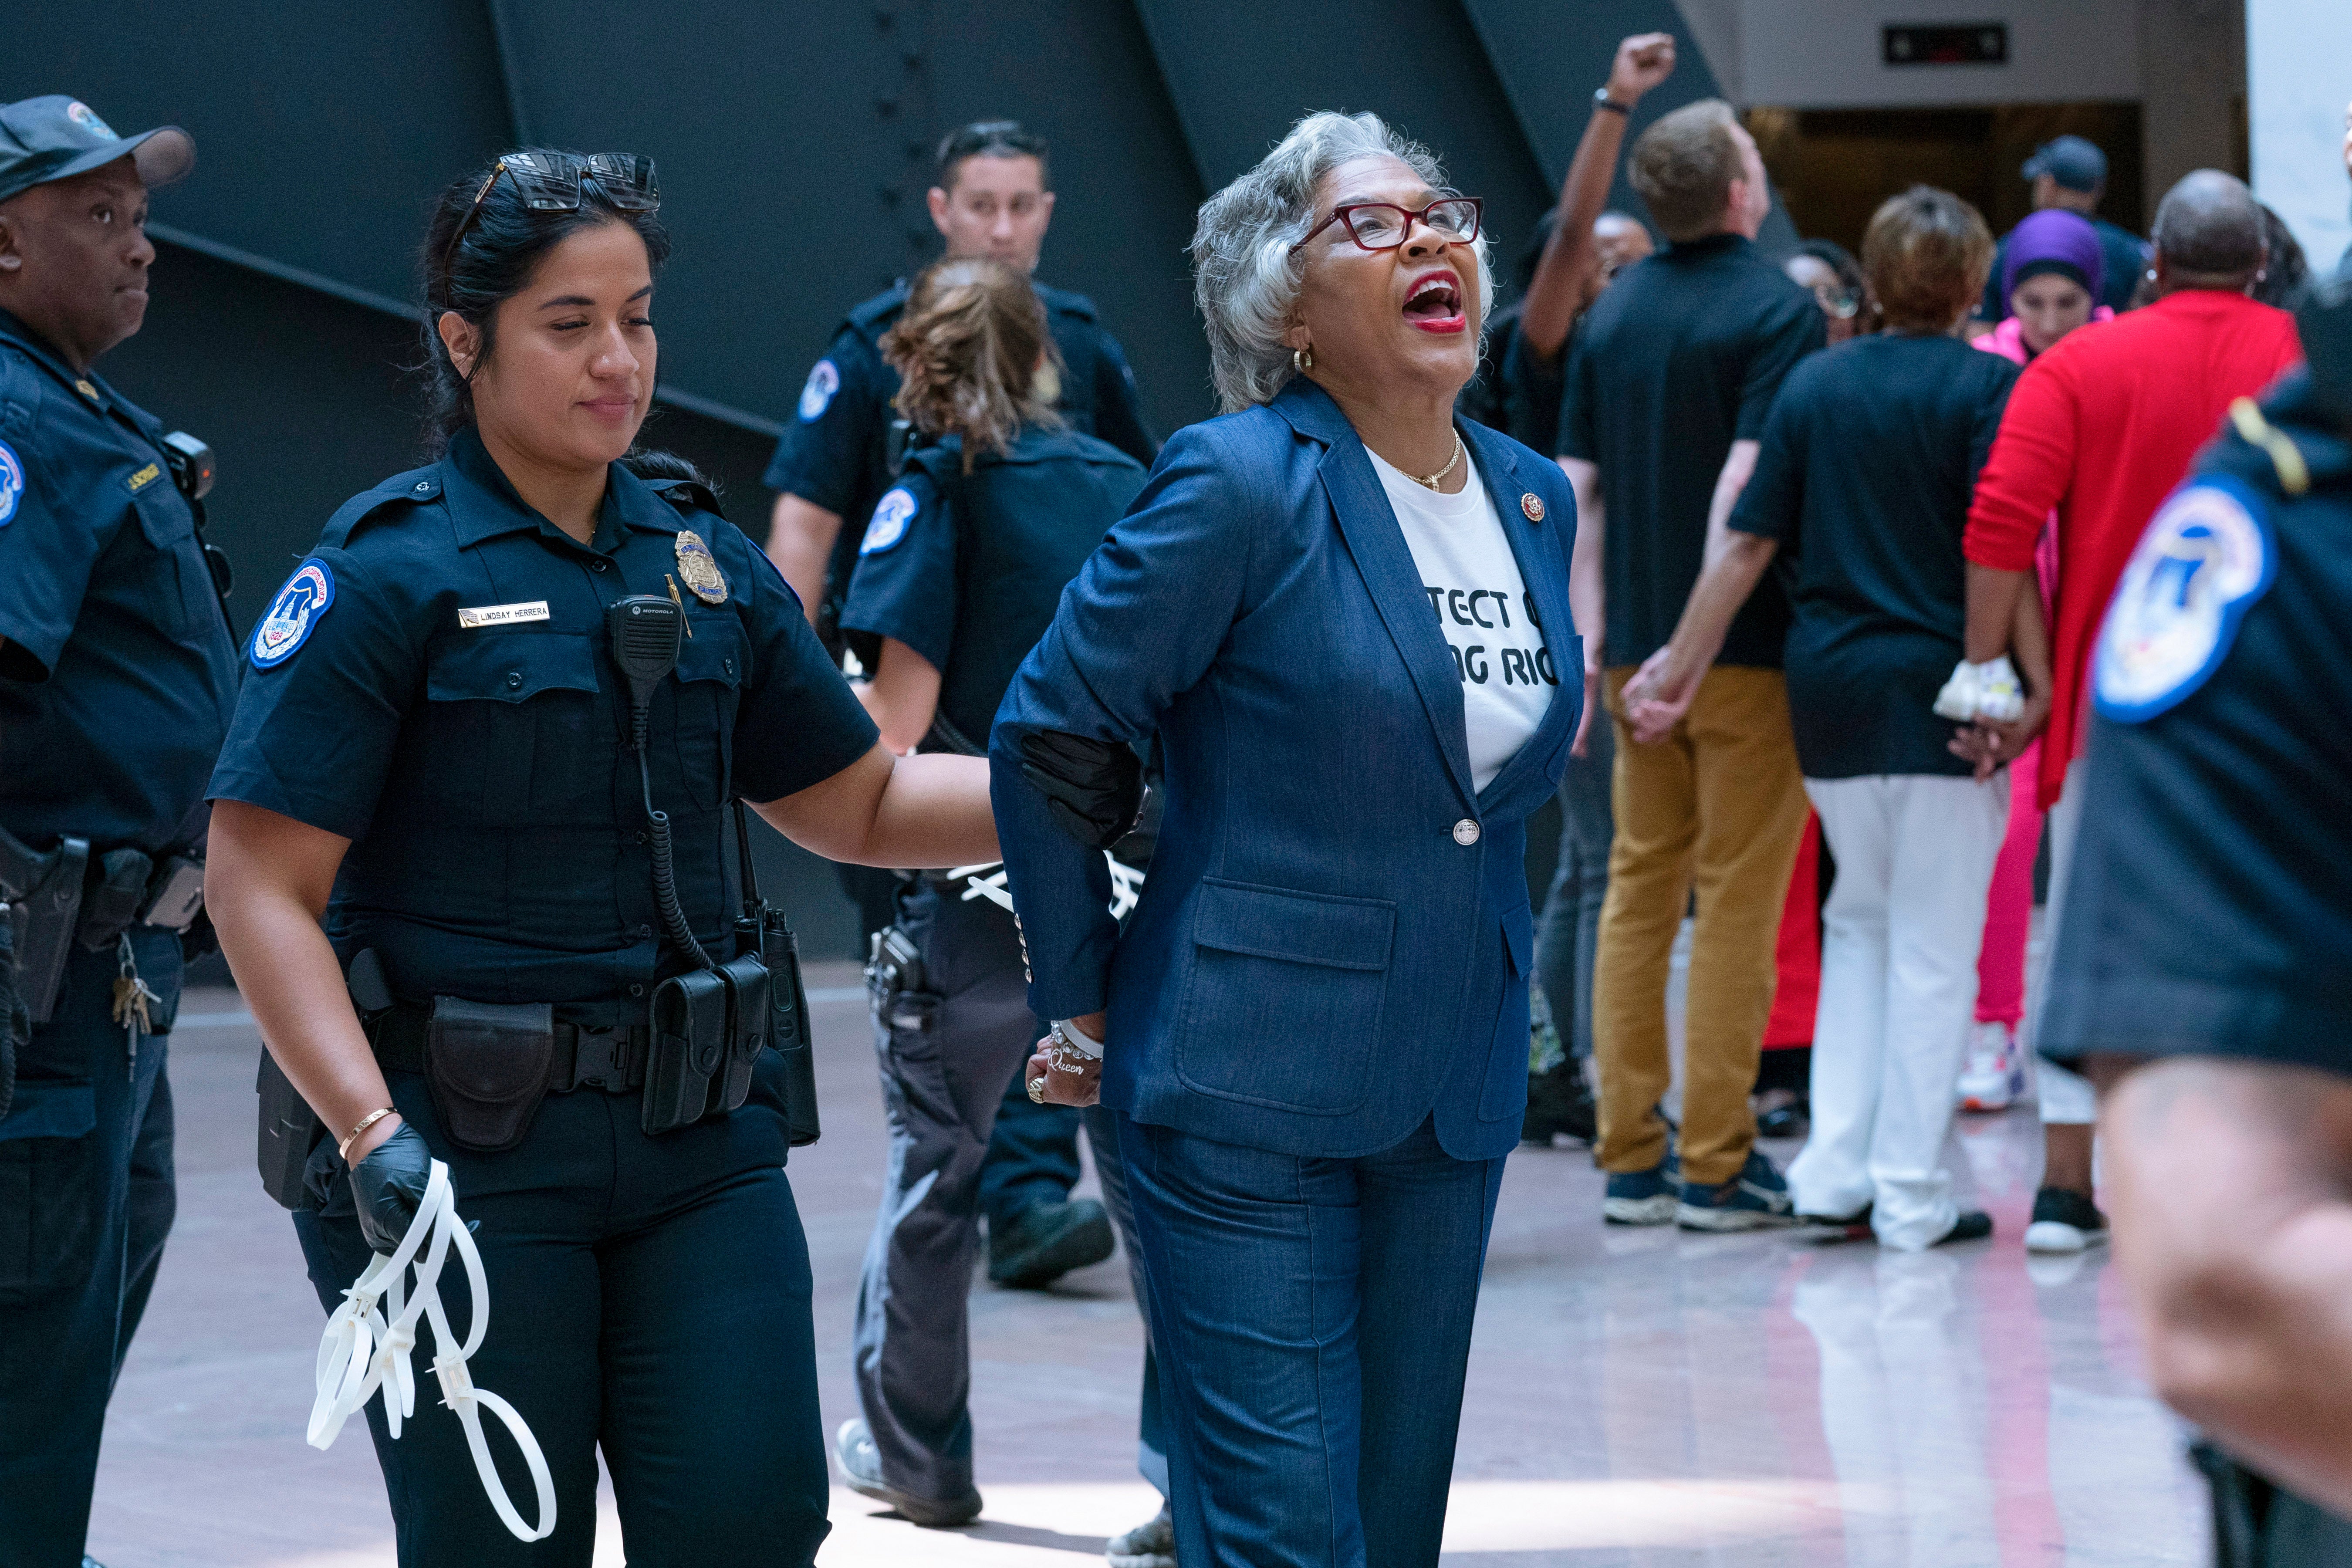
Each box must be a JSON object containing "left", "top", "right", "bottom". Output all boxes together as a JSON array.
[{"left": 1190, "top": 111, "right": 1493, "bottom": 413}]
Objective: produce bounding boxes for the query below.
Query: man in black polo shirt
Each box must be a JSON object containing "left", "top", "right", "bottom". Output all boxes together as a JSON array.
[{"left": 1558, "top": 96, "right": 1824, "bottom": 1231}]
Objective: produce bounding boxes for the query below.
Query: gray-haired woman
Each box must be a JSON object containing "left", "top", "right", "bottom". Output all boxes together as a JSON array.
[{"left": 987, "top": 113, "right": 1583, "bottom": 1566}]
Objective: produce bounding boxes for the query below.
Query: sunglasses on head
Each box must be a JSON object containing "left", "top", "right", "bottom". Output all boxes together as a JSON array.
[{"left": 443, "top": 152, "right": 660, "bottom": 270}]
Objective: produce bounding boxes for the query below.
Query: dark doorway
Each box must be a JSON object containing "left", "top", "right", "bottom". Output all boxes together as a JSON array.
[{"left": 1745, "top": 103, "right": 2146, "bottom": 257}]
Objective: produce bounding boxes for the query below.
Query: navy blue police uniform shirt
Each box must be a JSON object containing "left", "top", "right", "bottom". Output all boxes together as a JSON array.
[
  {"left": 0, "top": 308, "right": 237, "bottom": 852},
  {"left": 1730, "top": 333, "right": 2020, "bottom": 778},
  {"left": 208, "top": 426, "right": 878, "bottom": 1006},
  {"left": 2038, "top": 369, "right": 2352, "bottom": 1075},
  {"left": 839, "top": 424, "right": 1147, "bottom": 749},
  {"left": 763, "top": 280, "right": 1157, "bottom": 631}
]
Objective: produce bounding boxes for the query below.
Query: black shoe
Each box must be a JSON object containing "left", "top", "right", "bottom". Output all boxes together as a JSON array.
[
  {"left": 987, "top": 1196, "right": 1115, "bottom": 1288},
  {"left": 1756, "top": 1092, "right": 1810, "bottom": 1141},
  {"left": 1800, "top": 1203, "right": 1874, "bottom": 1243},
  {"left": 2025, "top": 1186, "right": 2109, "bottom": 1254},
  {"left": 1522, "top": 1060, "right": 1597, "bottom": 1145},
  {"left": 1935, "top": 1210, "right": 1995, "bottom": 1247},
  {"left": 835, "top": 1418, "right": 983, "bottom": 1527}
]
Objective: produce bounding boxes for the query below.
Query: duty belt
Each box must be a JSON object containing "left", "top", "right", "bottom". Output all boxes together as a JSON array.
[{"left": 368, "top": 1002, "right": 652, "bottom": 1093}]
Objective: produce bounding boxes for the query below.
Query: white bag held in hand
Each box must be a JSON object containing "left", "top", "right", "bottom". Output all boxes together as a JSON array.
[
  {"left": 1933, "top": 655, "right": 2024, "bottom": 723},
  {"left": 308, "top": 1159, "right": 556, "bottom": 1543}
]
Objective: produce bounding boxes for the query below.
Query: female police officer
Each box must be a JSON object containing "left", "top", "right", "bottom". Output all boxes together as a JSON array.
[
  {"left": 829, "top": 256, "right": 1155, "bottom": 1532},
  {"left": 201, "top": 150, "right": 997, "bottom": 1567}
]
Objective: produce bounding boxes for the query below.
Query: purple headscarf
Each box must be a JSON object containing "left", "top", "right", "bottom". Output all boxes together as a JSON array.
[{"left": 2002, "top": 209, "right": 2104, "bottom": 304}]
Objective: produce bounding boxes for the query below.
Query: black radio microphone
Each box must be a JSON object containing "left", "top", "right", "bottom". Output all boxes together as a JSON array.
[{"left": 605, "top": 594, "right": 710, "bottom": 970}]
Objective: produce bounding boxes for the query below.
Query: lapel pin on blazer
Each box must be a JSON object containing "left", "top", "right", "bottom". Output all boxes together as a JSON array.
[{"left": 1520, "top": 493, "right": 1545, "bottom": 522}]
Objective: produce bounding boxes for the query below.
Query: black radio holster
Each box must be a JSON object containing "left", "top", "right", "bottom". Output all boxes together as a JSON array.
[{"left": 639, "top": 803, "right": 818, "bottom": 1141}]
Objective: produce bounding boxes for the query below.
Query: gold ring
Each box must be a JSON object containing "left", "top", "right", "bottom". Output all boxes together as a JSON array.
[{"left": 1027, "top": 1077, "right": 1048, "bottom": 1104}]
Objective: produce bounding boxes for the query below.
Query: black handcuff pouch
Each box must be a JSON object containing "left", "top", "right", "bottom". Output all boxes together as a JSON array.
[{"left": 426, "top": 997, "right": 555, "bottom": 1153}]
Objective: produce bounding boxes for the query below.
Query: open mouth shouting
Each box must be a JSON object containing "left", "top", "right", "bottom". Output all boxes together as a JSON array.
[{"left": 1402, "top": 268, "right": 1467, "bottom": 334}]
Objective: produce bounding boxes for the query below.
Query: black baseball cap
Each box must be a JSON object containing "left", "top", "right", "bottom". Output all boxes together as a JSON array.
[
  {"left": 2021, "top": 135, "right": 2106, "bottom": 194},
  {"left": 0, "top": 95, "right": 194, "bottom": 208}
]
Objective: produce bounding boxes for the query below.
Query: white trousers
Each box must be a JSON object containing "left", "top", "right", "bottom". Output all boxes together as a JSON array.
[{"left": 1790, "top": 773, "right": 2010, "bottom": 1250}]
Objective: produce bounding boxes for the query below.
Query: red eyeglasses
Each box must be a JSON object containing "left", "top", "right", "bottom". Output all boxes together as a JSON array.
[{"left": 1292, "top": 197, "right": 1483, "bottom": 253}]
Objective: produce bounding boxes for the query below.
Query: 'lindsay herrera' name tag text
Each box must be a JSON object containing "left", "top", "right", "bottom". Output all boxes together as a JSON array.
[{"left": 456, "top": 601, "right": 551, "bottom": 630}]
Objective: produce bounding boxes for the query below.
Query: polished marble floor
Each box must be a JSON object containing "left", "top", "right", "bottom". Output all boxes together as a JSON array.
[{"left": 81, "top": 970, "right": 2204, "bottom": 1566}]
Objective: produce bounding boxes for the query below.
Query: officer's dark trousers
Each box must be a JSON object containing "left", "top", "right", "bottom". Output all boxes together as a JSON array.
[
  {"left": 979, "top": 1076, "right": 1084, "bottom": 1228},
  {"left": 295, "top": 1053, "right": 827, "bottom": 1568},
  {"left": 1118, "top": 1113, "right": 1505, "bottom": 1568},
  {"left": 853, "top": 880, "right": 1038, "bottom": 1501},
  {"left": 1534, "top": 709, "right": 1613, "bottom": 1062},
  {"left": 0, "top": 932, "right": 178, "bottom": 1568}
]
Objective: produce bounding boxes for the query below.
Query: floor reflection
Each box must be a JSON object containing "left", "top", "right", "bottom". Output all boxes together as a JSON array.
[{"left": 88, "top": 986, "right": 2203, "bottom": 1565}]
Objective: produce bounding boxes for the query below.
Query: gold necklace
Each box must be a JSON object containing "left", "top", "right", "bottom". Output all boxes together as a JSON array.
[{"left": 1413, "top": 432, "right": 1464, "bottom": 490}]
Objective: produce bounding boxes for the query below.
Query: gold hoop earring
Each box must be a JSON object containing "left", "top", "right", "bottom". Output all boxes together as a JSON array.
[{"left": 1293, "top": 346, "right": 1314, "bottom": 373}]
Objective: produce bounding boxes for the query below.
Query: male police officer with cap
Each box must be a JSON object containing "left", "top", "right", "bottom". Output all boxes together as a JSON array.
[
  {"left": 0, "top": 96, "right": 230, "bottom": 1568},
  {"left": 765, "top": 119, "right": 1154, "bottom": 1291},
  {"left": 1979, "top": 135, "right": 2148, "bottom": 321},
  {"left": 2035, "top": 277, "right": 2352, "bottom": 1562}
]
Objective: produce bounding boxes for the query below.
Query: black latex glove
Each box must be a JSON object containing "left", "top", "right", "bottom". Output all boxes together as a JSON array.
[
  {"left": 0, "top": 914, "right": 23, "bottom": 1124},
  {"left": 349, "top": 1121, "right": 434, "bottom": 1254},
  {"left": 1017, "top": 730, "right": 1145, "bottom": 852}
]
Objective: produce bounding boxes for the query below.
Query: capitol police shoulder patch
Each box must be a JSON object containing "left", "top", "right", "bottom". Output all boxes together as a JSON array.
[
  {"left": 861, "top": 486, "right": 917, "bottom": 554},
  {"left": 0, "top": 439, "right": 22, "bottom": 528},
  {"left": 2095, "top": 477, "right": 2274, "bottom": 723},
  {"left": 798, "top": 358, "right": 840, "bottom": 422},
  {"left": 250, "top": 557, "right": 336, "bottom": 670}
]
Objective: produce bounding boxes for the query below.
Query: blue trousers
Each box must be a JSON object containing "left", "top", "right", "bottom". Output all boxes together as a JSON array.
[
  {"left": 296, "top": 1051, "right": 828, "bottom": 1568},
  {"left": 1117, "top": 1114, "right": 1504, "bottom": 1568},
  {"left": 0, "top": 929, "right": 178, "bottom": 1568}
]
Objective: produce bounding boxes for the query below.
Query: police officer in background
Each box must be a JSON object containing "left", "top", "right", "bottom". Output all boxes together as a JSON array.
[
  {"left": 0, "top": 96, "right": 226, "bottom": 1568},
  {"left": 765, "top": 118, "right": 1156, "bottom": 1291},
  {"left": 830, "top": 256, "right": 1166, "bottom": 1553},
  {"left": 2036, "top": 280, "right": 2352, "bottom": 1562}
]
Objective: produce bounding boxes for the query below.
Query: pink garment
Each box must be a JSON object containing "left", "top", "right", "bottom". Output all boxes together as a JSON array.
[
  {"left": 1974, "top": 740, "right": 2042, "bottom": 1026},
  {"left": 1966, "top": 313, "right": 2097, "bottom": 1025},
  {"left": 1971, "top": 308, "right": 2115, "bottom": 368}
]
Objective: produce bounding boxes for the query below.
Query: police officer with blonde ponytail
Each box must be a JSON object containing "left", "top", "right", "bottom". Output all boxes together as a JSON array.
[{"left": 833, "top": 256, "right": 1168, "bottom": 1555}]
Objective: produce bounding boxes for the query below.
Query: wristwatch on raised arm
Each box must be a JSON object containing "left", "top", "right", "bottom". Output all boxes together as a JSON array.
[{"left": 1594, "top": 88, "right": 1632, "bottom": 115}]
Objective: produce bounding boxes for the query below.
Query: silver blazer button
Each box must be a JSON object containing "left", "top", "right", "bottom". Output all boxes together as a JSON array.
[{"left": 1453, "top": 819, "right": 1481, "bottom": 846}]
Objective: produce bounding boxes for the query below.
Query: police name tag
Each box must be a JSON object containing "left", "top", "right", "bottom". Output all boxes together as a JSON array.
[{"left": 457, "top": 601, "right": 551, "bottom": 630}]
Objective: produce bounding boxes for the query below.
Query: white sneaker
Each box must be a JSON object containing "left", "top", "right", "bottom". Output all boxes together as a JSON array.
[
  {"left": 1956, "top": 1021, "right": 2023, "bottom": 1112},
  {"left": 1108, "top": 1504, "right": 1175, "bottom": 1568}
]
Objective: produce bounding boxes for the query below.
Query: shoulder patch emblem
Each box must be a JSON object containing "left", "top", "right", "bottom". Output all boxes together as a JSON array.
[
  {"left": 2095, "top": 478, "right": 2274, "bottom": 723},
  {"left": 798, "top": 358, "right": 840, "bottom": 422},
  {"left": 0, "top": 441, "right": 21, "bottom": 528},
  {"left": 674, "top": 530, "right": 729, "bottom": 604},
  {"left": 251, "top": 558, "right": 336, "bottom": 669},
  {"left": 861, "top": 487, "right": 917, "bottom": 554}
]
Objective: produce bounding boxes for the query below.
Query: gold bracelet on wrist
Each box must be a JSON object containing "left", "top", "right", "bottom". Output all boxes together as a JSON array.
[{"left": 338, "top": 1106, "right": 395, "bottom": 1164}]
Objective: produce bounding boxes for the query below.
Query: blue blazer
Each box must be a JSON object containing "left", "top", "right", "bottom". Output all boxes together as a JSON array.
[{"left": 989, "top": 380, "right": 1582, "bottom": 1162}]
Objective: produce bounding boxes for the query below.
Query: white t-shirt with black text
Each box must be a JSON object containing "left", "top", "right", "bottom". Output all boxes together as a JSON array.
[{"left": 1367, "top": 447, "right": 1557, "bottom": 791}]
